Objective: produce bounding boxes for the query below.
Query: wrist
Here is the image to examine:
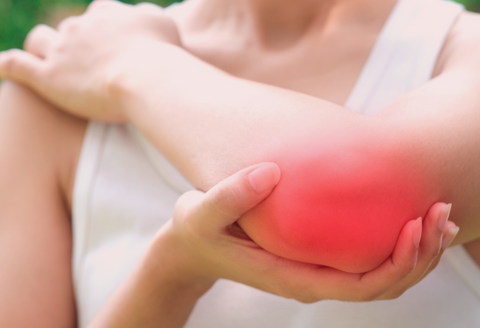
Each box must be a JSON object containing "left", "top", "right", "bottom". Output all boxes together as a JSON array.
[
  {"left": 146, "top": 220, "right": 217, "bottom": 293},
  {"left": 105, "top": 39, "right": 184, "bottom": 123},
  {"left": 87, "top": 221, "right": 213, "bottom": 328}
]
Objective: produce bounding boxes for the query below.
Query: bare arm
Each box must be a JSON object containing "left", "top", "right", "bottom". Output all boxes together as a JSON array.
[
  {"left": 0, "top": 2, "right": 464, "bottom": 326},
  {"left": 107, "top": 13, "right": 480, "bottom": 253},
  {"left": 109, "top": 41, "right": 436, "bottom": 272},
  {"left": 0, "top": 81, "right": 453, "bottom": 326},
  {"left": 85, "top": 164, "right": 455, "bottom": 326},
  {"left": 0, "top": 81, "right": 456, "bottom": 325},
  {"left": 92, "top": 12, "right": 480, "bottom": 270},
  {"left": 0, "top": 2, "right": 475, "bottom": 271},
  {"left": 85, "top": 225, "right": 213, "bottom": 328}
]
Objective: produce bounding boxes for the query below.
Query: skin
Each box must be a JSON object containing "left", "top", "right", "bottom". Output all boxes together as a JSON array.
[
  {"left": 25, "top": 0, "right": 473, "bottom": 273},
  {"left": 0, "top": 82, "right": 81, "bottom": 327},
  {"left": 88, "top": 166, "right": 451, "bottom": 328},
  {"left": 112, "top": 1, "right": 480, "bottom": 247},
  {"left": 239, "top": 131, "right": 433, "bottom": 272},
  {"left": 0, "top": 0, "right": 473, "bottom": 326}
]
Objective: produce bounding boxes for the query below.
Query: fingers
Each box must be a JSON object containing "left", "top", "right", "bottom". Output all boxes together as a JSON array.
[
  {"left": 0, "top": 49, "right": 45, "bottom": 87},
  {"left": 87, "top": 0, "right": 123, "bottom": 14},
  {"left": 353, "top": 217, "right": 422, "bottom": 297},
  {"left": 24, "top": 24, "right": 59, "bottom": 58},
  {"left": 400, "top": 203, "right": 452, "bottom": 281},
  {"left": 390, "top": 217, "right": 423, "bottom": 271},
  {"left": 57, "top": 16, "right": 79, "bottom": 33},
  {"left": 281, "top": 217, "right": 421, "bottom": 302},
  {"left": 406, "top": 203, "right": 450, "bottom": 278},
  {"left": 196, "top": 163, "right": 281, "bottom": 233},
  {"left": 303, "top": 210, "right": 439, "bottom": 302},
  {"left": 174, "top": 163, "right": 281, "bottom": 236},
  {"left": 413, "top": 220, "right": 459, "bottom": 282},
  {"left": 171, "top": 163, "right": 281, "bottom": 280},
  {"left": 239, "top": 204, "right": 458, "bottom": 303},
  {"left": 1, "top": 24, "right": 57, "bottom": 88},
  {"left": 379, "top": 203, "right": 457, "bottom": 300},
  {"left": 441, "top": 220, "right": 460, "bottom": 250},
  {"left": 419, "top": 203, "right": 450, "bottom": 258}
]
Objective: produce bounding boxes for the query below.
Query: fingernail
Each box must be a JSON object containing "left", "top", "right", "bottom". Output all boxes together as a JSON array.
[
  {"left": 441, "top": 226, "right": 459, "bottom": 251},
  {"left": 413, "top": 217, "right": 422, "bottom": 248},
  {"left": 438, "top": 203, "right": 452, "bottom": 231},
  {"left": 248, "top": 163, "right": 281, "bottom": 194}
]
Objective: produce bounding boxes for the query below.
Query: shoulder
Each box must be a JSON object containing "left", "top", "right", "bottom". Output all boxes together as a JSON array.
[
  {"left": 448, "top": 11, "right": 480, "bottom": 51},
  {"left": 454, "top": 10, "right": 480, "bottom": 34},
  {"left": 435, "top": 11, "right": 480, "bottom": 75}
]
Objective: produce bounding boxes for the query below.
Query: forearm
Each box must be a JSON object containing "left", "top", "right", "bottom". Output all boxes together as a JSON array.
[
  {"left": 111, "top": 41, "right": 480, "bottom": 248},
  {"left": 112, "top": 40, "right": 366, "bottom": 189},
  {"left": 88, "top": 226, "right": 213, "bottom": 328},
  {"left": 109, "top": 41, "right": 448, "bottom": 273}
]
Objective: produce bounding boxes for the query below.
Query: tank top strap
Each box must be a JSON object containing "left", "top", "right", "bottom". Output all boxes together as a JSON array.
[{"left": 345, "top": 0, "right": 464, "bottom": 116}]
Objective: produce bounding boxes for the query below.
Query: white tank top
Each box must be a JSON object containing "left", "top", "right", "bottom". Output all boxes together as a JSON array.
[{"left": 72, "top": 0, "right": 480, "bottom": 327}]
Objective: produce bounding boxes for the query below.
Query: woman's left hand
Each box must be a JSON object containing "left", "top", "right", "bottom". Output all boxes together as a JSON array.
[
  {"left": 0, "top": 0, "right": 180, "bottom": 122},
  {"left": 169, "top": 161, "right": 459, "bottom": 302}
]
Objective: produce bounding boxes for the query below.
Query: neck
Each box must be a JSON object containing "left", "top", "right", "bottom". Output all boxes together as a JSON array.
[
  {"left": 248, "top": 0, "right": 332, "bottom": 47},
  {"left": 179, "top": 0, "right": 398, "bottom": 49}
]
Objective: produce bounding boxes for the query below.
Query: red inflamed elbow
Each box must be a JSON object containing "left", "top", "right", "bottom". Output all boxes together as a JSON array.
[{"left": 238, "top": 134, "right": 433, "bottom": 273}]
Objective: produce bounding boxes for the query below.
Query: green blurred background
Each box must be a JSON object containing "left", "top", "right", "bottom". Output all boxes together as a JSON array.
[
  {"left": 0, "top": 0, "right": 179, "bottom": 51},
  {"left": 0, "top": 0, "right": 479, "bottom": 52}
]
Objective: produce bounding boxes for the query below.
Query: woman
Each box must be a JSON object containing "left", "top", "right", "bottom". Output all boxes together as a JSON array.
[{"left": 0, "top": 0, "right": 479, "bottom": 327}]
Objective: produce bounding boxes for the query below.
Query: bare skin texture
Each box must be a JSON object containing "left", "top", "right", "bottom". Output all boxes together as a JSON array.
[
  {"left": 117, "top": 3, "right": 480, "bottom": 264},
  {"left": 0, "top": 82, "right": 83, "bottom": 327},
  {"left": 0, "top": 0, "right": 477, "bottom": 326},
  {"left": 10, "top": 0, "right": 474, "bottom": 272},
  {"left": 239, "top": 131, "right": 433, "bottom": 272}
]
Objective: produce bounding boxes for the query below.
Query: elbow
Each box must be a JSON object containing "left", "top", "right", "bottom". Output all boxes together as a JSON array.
[{"left": 238, "top": 129, "right": 434, "bottom": 273}]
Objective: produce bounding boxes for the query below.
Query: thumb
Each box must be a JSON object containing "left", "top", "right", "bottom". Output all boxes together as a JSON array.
[
  {"left": 196, "top": 163, "right": 281, "bottom": 232},
  {"left": 0, "top": 49, "right": 45, "bottom": 87}
]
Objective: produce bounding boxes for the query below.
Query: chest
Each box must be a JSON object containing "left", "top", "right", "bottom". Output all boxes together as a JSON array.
[{"left": 180, "top": 29, "right": 379, "bottom": 106}]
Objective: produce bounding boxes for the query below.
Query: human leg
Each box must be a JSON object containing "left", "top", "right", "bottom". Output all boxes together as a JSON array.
[{"left": 0, "top": 81, "right": 86, "bottom": 327}]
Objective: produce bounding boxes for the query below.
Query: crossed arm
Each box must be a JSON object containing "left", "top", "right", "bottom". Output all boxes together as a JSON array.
[
  {"left": 0, "top": 1, "right": 479, "bottom": 326},
  {"left": 1, "top": 2, "right": 479, "bottom": 271},
  {"left": 106, "top": 35, "right": 480, "bottom": 272},
  {"left": 111, "top": 42, "right": 437, "bottom": 273}
]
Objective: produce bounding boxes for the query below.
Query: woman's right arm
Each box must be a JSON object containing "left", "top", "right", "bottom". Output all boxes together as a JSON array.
[
  {"left": 86, "top": 164, "right": 283, "bottom": 328},
  {"left": 87, "top": 163, "right": 456, "bottom": 327}
]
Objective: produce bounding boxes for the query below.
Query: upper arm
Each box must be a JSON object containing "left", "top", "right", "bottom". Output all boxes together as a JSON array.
[
  {"left": 238, "top": 13, "right": 480, "bottom": 273},
  {"left": 377, "top": 12, "right": 480, "bottom": 243},
  {"left": 0, "top": 82, "right": 83, "bottom": 327}
]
